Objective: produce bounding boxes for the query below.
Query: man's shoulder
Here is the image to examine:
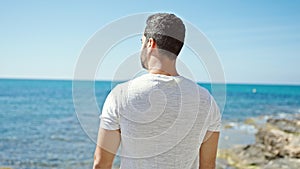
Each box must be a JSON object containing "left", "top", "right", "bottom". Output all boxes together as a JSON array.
[
  {"left": 109, "top": 82, "right": 128, "bottom": 96},
  {"left": 111, "top": 74, "right": 151, "bottom": 91},
  {"left": 108, "top": 78, "right": 138, "bottom": 97},
  {"left": 179, "top": 77, "right": 211, "bottom": 95}
]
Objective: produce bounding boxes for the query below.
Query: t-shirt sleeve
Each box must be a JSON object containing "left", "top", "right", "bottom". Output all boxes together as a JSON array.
[
  {"left": 207, "top": 95, "right": 222, "bottom": 132},
  {"left": 99, "top": 89, "right": 120, "bottom": 130}
]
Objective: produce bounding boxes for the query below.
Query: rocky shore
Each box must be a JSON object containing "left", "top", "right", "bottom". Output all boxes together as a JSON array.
[{"left": 217, "top": 115, "right": 300, "bottom": 169}]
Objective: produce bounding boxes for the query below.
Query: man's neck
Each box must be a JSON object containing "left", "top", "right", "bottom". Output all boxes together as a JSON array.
[
  {"left": 148, "top": 68, "right": 179, "bottom": 76},
  {"left": 147, "top": 54, "right": 179, "bottom": 76}
]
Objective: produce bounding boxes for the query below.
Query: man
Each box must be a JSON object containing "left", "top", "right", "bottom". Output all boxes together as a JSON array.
[{"left": 93, "top": 13, "right": 221, "bottom": 169}]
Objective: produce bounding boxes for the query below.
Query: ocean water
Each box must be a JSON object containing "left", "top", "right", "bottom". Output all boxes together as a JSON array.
[{"left": 0, "top": 79, "right": 300, "bottom": 169}]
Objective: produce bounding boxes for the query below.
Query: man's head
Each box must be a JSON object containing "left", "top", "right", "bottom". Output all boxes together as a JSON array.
[{"left": 140, "top": 13, "right": 185, "bottom": 69}]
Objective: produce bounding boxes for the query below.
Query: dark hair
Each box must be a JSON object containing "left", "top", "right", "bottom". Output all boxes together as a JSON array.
[{"left": 144, "top": 13, "right": 185, "bottom": 59}]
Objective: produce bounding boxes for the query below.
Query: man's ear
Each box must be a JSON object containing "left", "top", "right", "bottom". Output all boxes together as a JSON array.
[
  {"left": 147, "top": 38, "right": 156, "bottom": 48},
  {"left": 146, "top": 38, "right": 156, "bottom": 57}
]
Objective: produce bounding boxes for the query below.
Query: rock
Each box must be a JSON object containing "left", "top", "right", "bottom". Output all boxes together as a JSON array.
[
  {"left": 255, "top": 122, "right": 300, "bottom": 159},
  {"left": 218, "top": 117, "right": 300, "bottom": 169},
  {"left": 267, "top": 118, "right": 300, "bottom": 134},
  {"left": 255, "top": 126, "right": 289, "bottom": 158},
  {"left": 223, "top": 123, "right": 234, "bottom": 129},
  {"left": 263, "top": 157, "right": 300, "bottom": 169},
  {"left": 244, "top": 118, "right": 257, "bottom": 127}
]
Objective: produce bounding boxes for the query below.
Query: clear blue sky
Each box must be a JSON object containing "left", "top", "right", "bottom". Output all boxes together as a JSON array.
[{"left": 1, "top": 0, "right": 299, "bottom": 84}]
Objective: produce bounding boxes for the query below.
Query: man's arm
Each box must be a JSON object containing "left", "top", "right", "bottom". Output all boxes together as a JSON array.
[
  {"left": 93, "top": 128, "right": 121, "bottom": 169},
  {"left": 199, "top": 131, "right": 220, "bottom": 169}
]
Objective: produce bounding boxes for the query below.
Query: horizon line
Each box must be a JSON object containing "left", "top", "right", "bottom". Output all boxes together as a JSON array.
[{"left": 0, "top": 77, "right": 300, "bottom": 86}]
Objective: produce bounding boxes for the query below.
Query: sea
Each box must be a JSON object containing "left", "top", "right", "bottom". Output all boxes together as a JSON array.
[{"left": 0, "top": 78, "right": 300, "bottom": 169}]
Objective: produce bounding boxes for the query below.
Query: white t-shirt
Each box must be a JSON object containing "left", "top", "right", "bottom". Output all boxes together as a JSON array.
[{"left": 100, "top": 73, "right": 221, "bottom": 169}]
